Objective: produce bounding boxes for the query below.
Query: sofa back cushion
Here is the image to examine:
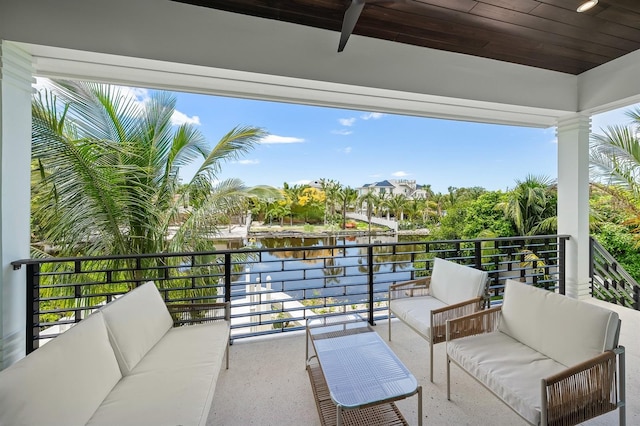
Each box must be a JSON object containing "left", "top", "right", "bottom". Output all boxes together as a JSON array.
[
  {"left": 429, "top": 257, "right": 488, "bottom": 305},
  {"left": 498, "top": 279, "right": 620, "bottom": 367},
  {"left": 0, "top": 311, "right": 121, "bottom": 425},
  {"left": 100, "top": 281, "right": 174, "bottom": 376}
]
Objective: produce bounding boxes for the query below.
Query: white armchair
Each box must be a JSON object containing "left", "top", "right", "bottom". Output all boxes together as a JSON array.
[{"left": 388, "top": 257, "right": 488, "bottom": 382}]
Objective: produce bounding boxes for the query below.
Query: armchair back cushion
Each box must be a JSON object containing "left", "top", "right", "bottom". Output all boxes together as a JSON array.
[
  {"left": 498, "top": 279, "right": 620, "bottom": 367},
  {"left": 429, "top": 258, "right": 488, "bottom": 305},
  {"left": 100, "top": 281, "right": 174, "bottom": 376}
]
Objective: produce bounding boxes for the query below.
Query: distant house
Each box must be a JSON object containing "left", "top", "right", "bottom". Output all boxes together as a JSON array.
[{"left": 358, "top": 179, "right": 426, "bottom": 199}]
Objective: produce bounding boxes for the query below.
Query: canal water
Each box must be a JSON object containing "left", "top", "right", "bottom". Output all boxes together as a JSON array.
[{"left": 215, "top": 234, "right": 430, "bottom": 304}]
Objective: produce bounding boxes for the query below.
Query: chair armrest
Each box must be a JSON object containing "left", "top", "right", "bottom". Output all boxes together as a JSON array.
[
  {"left": 389, "top": 277, "right": 431, "bottom": 300},
  {"left": 167, "top": 302, "right": 230, "bottom": 326},
  {"left": 542, "top": 348, "right": 623, "bottom": 426},
  {"left": 431, "top": 296, "right": 483, "bottom": 344},
  {"left": 446, "top": 306, "right": 502, "bottom": 342}
]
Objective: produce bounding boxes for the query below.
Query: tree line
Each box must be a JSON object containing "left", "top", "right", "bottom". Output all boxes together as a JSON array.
[{"left": 30, "top": 80, "right": 640, "bottom": 281}]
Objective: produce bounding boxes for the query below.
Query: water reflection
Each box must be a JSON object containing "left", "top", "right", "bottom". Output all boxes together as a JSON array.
[{"left": 220, "top": 235, "right": 421, "bottom": 303}]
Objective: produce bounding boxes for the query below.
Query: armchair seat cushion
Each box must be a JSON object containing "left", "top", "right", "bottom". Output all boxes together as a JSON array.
[
  {"left": 447, "top": 331, "right": 567, "bottom": 425},
  {"left": 390, "top": 296, "right": 447, "bottom": 339}
]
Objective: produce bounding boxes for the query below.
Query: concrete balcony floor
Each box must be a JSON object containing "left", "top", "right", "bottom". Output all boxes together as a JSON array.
[{"left": 209, "top": 299, "right": 639, "bottom": 426}]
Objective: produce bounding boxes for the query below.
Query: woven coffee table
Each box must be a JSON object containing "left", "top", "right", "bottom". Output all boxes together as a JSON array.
[{"left": 306, "top": 315, "right": 422, "bottom": 426}]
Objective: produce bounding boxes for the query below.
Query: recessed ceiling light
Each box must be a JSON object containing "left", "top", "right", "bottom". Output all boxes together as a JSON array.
[{"left": 577, "top": 0, "right": 598, "bottom": 12}]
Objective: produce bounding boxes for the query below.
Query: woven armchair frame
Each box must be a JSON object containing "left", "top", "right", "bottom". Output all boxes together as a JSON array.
[
  {"left": 542, "top": 347, "right": 625, "bottom": 426},
  {"left": 166, "top": 301, "right": 231, "bottom": 369},
  {"left": 445, "top": 306, "right": 502, "bottom": 342},
  {"left": 430, "top": 297, "right": 484, "bottom": 345},
  {"left": 389, "top": 277, "right": 431, "bottom": 299}
]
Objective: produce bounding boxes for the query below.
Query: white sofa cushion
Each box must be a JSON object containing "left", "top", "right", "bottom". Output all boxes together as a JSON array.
[
  {"left": 498, "top": 280, "right": 620, "bottom": 367},
  {"left": 389, "top": 296, "right": 447, "bottom": 339},
  {"left": 0, "top": 311, "right": 122, "bottom": 426},
  {"left": 429, "top": 258, "right": 488, "bottom": 306},
  {"left": 86, "top": 321, "right": 229, "bottom": 426},
  {"left": 100, "top": 281, "right": 174, "bottom": 376},
  {"left": 447, "top": 331, "right": 567, "bottom": 425}
]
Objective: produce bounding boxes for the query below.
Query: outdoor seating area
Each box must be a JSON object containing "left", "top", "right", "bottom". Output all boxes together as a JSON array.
[
  {"left": 209, "top": 297, "right": 639, "bottom": 425},
  {"left": 0, "top": 282, "right": 230, "bottom": 426}
]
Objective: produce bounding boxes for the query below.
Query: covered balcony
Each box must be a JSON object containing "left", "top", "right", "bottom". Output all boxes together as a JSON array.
[
  {"left": 2, "top": 1, "right": 640, "bottom": 424},
  {"left": 9, "top": 235, "right": 640, "bottom": 424}
]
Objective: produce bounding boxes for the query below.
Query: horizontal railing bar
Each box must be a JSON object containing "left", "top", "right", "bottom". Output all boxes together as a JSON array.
[{"left": 19, "top": 235, "right": 571, "bottom": 351}]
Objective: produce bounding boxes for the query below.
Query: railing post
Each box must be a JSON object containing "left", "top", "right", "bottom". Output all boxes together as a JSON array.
[
  {"left": 368, "top": 245, "right": 374, "bottom": 325},
  {"left": 559, "top": 237, "right": 566, "bottom": 295},
  {"left": 474, "top": 241, "right": 482, "bottom": 270},
  {"left": 589, "top": 236, "right": 594, "bottom": 296},
  {"left": 26, "top": 264, "right": 39, "bottom": 355},
  {"left": 224, "top": 252, "right": 232, "bottom": 303},
  {"left": 74, "top": 260, "right": 82, "bottom": 322}
]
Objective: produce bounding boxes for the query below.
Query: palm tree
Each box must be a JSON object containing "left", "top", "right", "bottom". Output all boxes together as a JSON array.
[
  {"left": 319, "top": 178, "right": 341, "bottom": 224},
  {"left": 386, "top": 194, "right": 408, "bottom": 221},
  {"left": 497, "top": 175, "right": 557, "bottom": 236},
  {"left": 357, "top": 191, "right": 377, "bottom": 234},
  {"left": 590, "top": 107, "right": 640, "bottom": 194},
  {"left": 31, "top": 80, "right": 277, "bottom": 256},
  {"left": 337, "top": 186, "right": 358, "bottom": 229},
  {"left": 420, "top": 184, "right": 434, "bottom": 220}
]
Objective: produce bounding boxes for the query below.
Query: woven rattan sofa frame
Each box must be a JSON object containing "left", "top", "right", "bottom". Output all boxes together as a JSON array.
[{"left": 445, "top": 306, "right": 626, "bottom": 426}]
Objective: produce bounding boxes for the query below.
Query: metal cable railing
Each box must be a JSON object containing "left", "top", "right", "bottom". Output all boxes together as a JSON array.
[
  {"left": 590, "top": 237, "right": 640, "bottom": 309},
  {"left": 12, "top": 234, "right": 569, "bottom": 354}
]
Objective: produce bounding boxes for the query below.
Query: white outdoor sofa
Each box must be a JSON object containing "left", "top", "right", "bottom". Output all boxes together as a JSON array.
[
  {"left": 0, "top": 281, "right": 230, "bottom": 426},
  {"left": 446, "top": 279, "right": 625, "bottom": 426},
  {"left": 388, "top": 257, "right": 489, "bottom": 382}
]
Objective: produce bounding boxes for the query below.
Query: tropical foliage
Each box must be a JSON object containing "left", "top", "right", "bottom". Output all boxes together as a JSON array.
[
  {"left": 32, "top": 80, "right": 277, "bottom": 257},
  {"left": 497, "top": 175, "right": 557, "bottom": 236},
  {"left": 589, "top": 108, "right": 640, "bottom": 282}
]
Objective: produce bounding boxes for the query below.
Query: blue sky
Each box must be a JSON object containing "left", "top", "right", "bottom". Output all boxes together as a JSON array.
[{"left": 113, "top": 84, "right": 638, "bottom": 195}]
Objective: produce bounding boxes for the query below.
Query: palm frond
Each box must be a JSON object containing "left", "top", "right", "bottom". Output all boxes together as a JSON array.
[{"left": 188, "top": 126, "right": 265, "bottom": 183}]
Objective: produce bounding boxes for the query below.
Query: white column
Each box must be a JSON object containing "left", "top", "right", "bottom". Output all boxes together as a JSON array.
[
  {"left": 0, "top": 41, "right": 33, "bottom": 368},
  {"left": 556, "top": 114, "right": 591, "bottom": 300}
]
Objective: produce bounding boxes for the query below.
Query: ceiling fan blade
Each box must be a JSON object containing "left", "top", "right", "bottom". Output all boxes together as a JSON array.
[{"left": 338, "top": 0, "right": 365, "bottom": 52}]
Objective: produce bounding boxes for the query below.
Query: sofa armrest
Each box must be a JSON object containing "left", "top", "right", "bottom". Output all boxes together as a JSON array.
[
  {"left": 542, "top": 347, "right": 625, "bottom": 426},
  {"left": 167, "top": 302, "right": 230, "bottom": 326},
  {"left": 430, "top": 296, "right": 483, "bottom": 345},
  {"left": 446, "top": 306, "right": 502, "bottom": 342},
  {"left": 389, "top": 277, "right": 431, "bottom": 300}
]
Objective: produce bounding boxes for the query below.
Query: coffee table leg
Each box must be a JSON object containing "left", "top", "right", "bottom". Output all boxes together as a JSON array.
[
  {"left": 418, "top": 385, "right": 423, "bottom": 426},
  {"left": 337, "top": 405, "right": 342, "bottom": 426}
]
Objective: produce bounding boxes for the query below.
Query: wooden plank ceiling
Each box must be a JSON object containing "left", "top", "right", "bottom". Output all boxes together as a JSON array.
[{"left": 172, "top": 0, "right": 640, "bottom": 75}]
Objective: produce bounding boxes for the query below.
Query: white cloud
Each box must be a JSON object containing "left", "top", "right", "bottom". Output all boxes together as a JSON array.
[
  {"left": 236, "top": 159, "right": 260, "bottom": 165},
  {"left": 260, "top": 135, "right": 305, "bottom": 144},
  {"left": 361, "top": 112, "right": 384, "bottom": 120},
  {"left": 339, "top": 118, "right": 356, "bottom": 127},
  {"left": 392, "top": 171, "right": 409, "bottom": 177},
  {"left": 332, "top": 129, "right": 353, "bottom": 136},
  {"left": 341, "top": 147, "right": 352, "bottom": 154},
  {"left": 34, "top": 78, "right": 199, "bottom": 127},
  {"left": 171, "top": 110, "right": 201, "bottom": 126}
]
